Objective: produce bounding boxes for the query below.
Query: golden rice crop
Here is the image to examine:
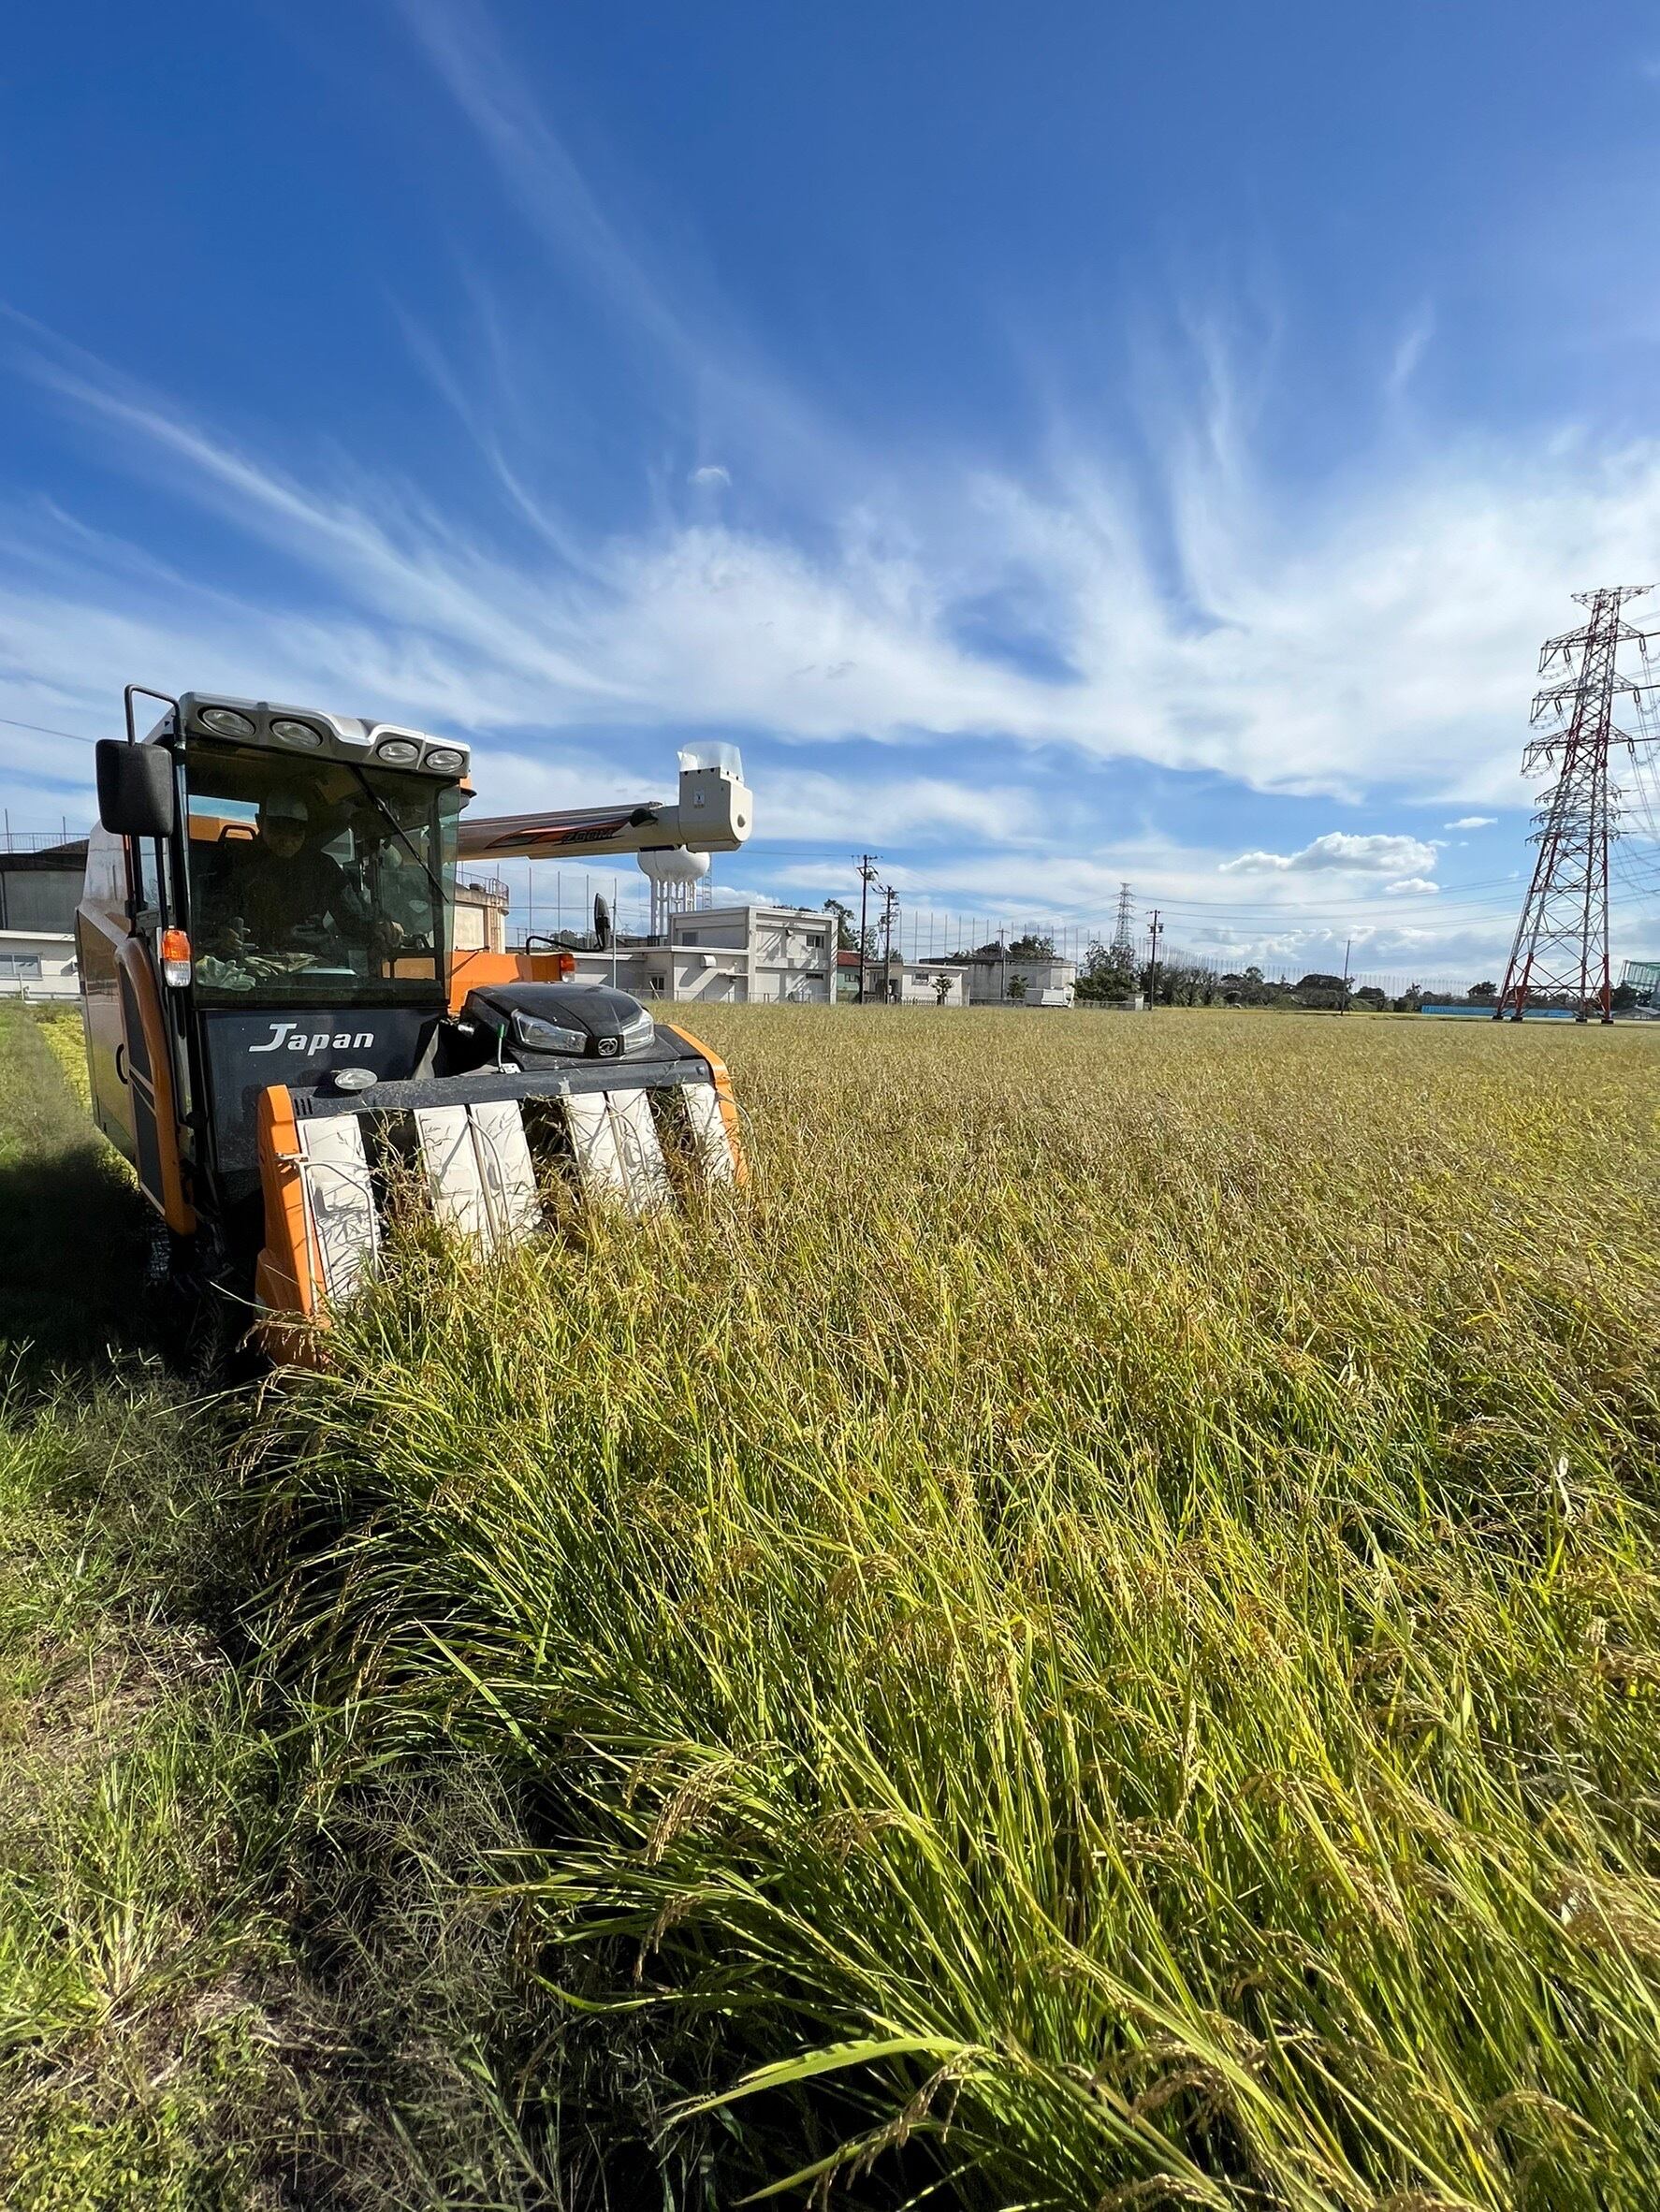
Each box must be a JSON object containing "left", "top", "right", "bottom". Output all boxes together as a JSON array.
[{"left": 259, "top": 1008, "right": 1660, "bottom": 2209}]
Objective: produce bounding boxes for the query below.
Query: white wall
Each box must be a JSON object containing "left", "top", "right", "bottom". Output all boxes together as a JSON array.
[
  {"left": 0, "top": 929, "right": 79, "bottom": 999},
  {"left": 888, "top": 964, "right": 968, "bottom": 1006},
  {"left": 962, "top": 958, "right": 1077, "bottom": 1008},
  {"left": 722, "top": 906, "right": 833, "bottom": 1004},
  {"left": 561, "top": 904, "right": 835, "bottom": 1005}
]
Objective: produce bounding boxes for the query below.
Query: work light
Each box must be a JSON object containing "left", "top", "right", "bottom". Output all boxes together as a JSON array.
[
  {"left": 271, "top": 719, "right": 325, "bottom": 749},
  {"left": 375, "top": 737, "right": 421, "bottom": 765},
  {"left": 198, "top": 706, "right": 256, "bottom": 738},
  {"left": 423, "top": 746, "right": 466, "bottom": 774}
]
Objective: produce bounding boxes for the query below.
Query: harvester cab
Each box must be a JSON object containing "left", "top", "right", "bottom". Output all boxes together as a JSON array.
[{"left": 79, "top": 686, "right": 751, "bottom": 1357}]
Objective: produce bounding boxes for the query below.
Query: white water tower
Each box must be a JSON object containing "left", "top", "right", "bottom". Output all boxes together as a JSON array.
[{"left": 638, "top": 844, "right": 711, "bottom": 936}]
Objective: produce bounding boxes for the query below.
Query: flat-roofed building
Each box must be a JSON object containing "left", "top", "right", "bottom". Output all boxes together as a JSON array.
[
  {"left": 0, "top": 837, "right": 88, "bottom": 936},
  {"left": 955, "top": 951, "right": 1077, "bottom": 1008},
  {"left": 0, "top": 928, "right": 79, "bottom": 999},
  {"left": 566, "top": 903, "right": 836, "bottom": 1006}
]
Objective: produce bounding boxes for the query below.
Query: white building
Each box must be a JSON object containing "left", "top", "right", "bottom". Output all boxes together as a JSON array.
[
  {"left": 568, "top": 903, "right": 836, "bottom": 1006},
  {"left": 842, "top": 953, "right": 968, "bottom": 1006},
  {"left": 0, "top": 928, "right": 80, "bottom": 999},
  {"left": 453, "top": 875, "right": 511, "bottom": 953},
  {"left": 957, "top": 952, "right": 1077, "bottom": 1008}
]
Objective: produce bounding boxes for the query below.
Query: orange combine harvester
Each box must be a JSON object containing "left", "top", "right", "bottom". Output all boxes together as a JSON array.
[{"left": 79, "top": 685, "right": 751, "bottom": 1361}]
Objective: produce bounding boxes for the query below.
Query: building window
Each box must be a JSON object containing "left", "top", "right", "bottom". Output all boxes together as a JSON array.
[
  {"left": 807, "top": 933, "right": 826, "bottom": 949},
  {"left": 0, "top": 953, "right": 42, "bottom": 979}
]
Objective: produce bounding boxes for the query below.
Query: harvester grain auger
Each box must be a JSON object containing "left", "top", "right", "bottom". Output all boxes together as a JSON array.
[{"left": 78, "top": 686, "right": 751, "bottom": 1361}]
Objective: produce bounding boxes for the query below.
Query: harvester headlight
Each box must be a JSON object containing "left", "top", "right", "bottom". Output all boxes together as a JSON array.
[
  {"left": 620, "top": 1009, "right": 656, "bottom": 1054},
  {"left": 423, "top": 746, "right": 466, "bottom": 775},
  {"left": 198, "top": 705, "right": 256, "bottom": 739},
  {"left": 512, "top": 1011, "right": 586, "bottom": 1055},
  {"left": 374, "top": 737, "right": 421, "bottom": 765},
  {"left": 271, "top": 718, "right": 325, "bottom": 749}
]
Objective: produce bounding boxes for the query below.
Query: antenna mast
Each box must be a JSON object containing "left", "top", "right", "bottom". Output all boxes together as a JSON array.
[{"left": 1495, "top": 585, "right": 1658, "bottom": 1024}]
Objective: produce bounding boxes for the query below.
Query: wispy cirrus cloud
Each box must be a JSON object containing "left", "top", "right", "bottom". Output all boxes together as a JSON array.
[
  {"left": 12, "top": 317, "right": 1660, "bottom": 818},
  {"left": 1386, "top": 304, "right": 1434, "bottom": 400},
  {"left": 10, "top": 0, "right": 1660, "bottom": 830}
]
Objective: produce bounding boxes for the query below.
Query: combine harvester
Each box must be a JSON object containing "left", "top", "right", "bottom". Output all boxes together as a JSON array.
[{"left": 78, "top": 686, "right": 751, "bottom": 1357}]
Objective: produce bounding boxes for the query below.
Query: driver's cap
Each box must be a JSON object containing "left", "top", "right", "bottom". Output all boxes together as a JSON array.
[{"left": 260, "top": 791, "right": 309, "bottom": 825}]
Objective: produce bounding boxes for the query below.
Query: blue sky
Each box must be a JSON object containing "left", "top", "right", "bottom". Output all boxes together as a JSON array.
[{"left": 5, "top": 0, "right": 1660, "bottom": 978}]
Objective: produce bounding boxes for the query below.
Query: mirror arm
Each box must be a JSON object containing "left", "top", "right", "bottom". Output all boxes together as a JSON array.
[{"left": 124, "top": 685, "right": 180, "bottom": 748}]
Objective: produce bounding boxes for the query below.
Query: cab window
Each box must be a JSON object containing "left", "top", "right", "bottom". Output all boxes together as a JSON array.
[{"left": 183, "top": 744, "right": 459, "bottom": 1005}]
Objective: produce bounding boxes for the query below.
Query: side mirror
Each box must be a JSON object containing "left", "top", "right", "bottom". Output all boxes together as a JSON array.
[{"left": 95, "top": 740, "right": 177, "bottom": 840}]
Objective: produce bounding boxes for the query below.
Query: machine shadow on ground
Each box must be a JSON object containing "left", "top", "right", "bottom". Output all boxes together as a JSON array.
[{"left": 0, "top": 1009, "right": 153, "bottom": 1372}]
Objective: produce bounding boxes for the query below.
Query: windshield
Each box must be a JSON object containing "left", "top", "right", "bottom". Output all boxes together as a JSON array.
[{"left": 184, "top": 742, "right": 460, "bottom": 1004}]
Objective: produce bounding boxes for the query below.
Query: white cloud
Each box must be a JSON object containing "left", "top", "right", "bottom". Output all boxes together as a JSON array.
[
  {"left": 1445, "top": 814, "right": 1496, "bottom": 829},
  {"left": 14, "top": 304, "right": 1660, "bottom": 822},
  {"left": 1384, "top": 877, "right": 1440, "bottom": 895},
  {"left": 1219, "top": 832, "right": 1437, "bottom": 876},
  {"left": 464, "top": 744, "right": 649, "bottom": 816},
  {"left": 1386, "top": 305, "right": 1434, "bottom": 400},
  {"left": 704, "top": 881, "right": 780, "bottom": 908},
  {"left": 7, "top": 31, "right": 1660, "bottom": 866},
  {"left": 756, "top": 765, "right": 1041, "bottom": 847}
]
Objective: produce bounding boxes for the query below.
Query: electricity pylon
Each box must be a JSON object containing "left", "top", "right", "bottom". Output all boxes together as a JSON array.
[
  {"left": 1495, "top": 585, "right": 1658, "bottom": 1023},
  {"left": 1110, "top": 881, "right": 1136, "bottom": 967}
]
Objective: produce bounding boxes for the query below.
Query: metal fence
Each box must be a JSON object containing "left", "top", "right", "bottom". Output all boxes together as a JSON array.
[
  {"left": 0, "top": 827, "right": 86, "bottom": 853},
  {"left": 0, "top": 976, "right": 80, "bottom": 1002}
]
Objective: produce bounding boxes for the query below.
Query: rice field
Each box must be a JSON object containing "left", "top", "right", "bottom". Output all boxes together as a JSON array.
[{"left": 255, "top": 1007, "right": 1660, "bottom": 2211}]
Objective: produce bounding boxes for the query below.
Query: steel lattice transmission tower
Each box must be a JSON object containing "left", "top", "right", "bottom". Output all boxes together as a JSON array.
[
  {"left": 1110, "top": 880, "right": 1136, "bottom": 966},
  {"left": 1495, "top": 585, "right": 1658, "bottom": 1024}
]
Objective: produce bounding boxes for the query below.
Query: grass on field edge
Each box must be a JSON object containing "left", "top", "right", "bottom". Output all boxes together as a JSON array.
[{"left": 0, "top": 1006, "right": 574, "bottom": 2212}]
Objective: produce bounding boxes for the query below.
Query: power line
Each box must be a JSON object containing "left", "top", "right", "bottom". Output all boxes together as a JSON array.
[{"left": 0, "top": 713, "right": 102, "bottom": 748}]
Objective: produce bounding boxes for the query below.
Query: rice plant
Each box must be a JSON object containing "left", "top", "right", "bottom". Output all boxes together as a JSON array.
[{"left": 258, "top": 1009, "right": 1660, "bottom": 2209}]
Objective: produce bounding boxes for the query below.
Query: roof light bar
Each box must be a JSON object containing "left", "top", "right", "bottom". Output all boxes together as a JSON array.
[{"left": 176, "top": 692, "right": 472, "bottom": 777}]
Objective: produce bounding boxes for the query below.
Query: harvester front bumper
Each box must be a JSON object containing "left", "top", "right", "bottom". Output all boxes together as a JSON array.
[{"left": 252, "top": 1025, "right": 743, "bottom": 1344}]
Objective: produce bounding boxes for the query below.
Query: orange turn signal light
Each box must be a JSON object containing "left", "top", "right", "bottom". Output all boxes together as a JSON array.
[{"left": 159, "top": 926, "right": 193, "bottom": 988}]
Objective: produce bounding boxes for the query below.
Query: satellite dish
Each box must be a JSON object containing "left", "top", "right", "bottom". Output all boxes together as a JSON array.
[{"left": 593, "top": 893, "right": 613, "bottom": 951}]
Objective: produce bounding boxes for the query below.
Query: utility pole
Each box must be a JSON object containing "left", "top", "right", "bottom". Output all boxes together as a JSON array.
[
  {"left": 881, "top": 885, "right": 900, "bottom": 1003},
  {"left": 1341, "top": 936, "right": 1352, "bottom": 1012},
  {"left": 1146, "top": 909, "right": 1162, "bottom": 1009},
  {"left": 1497, "top": 585, "right": 1658, "bottom": 1024},
  {"left": 855, "top": 854, "right": 881, "bottom": 1005}
]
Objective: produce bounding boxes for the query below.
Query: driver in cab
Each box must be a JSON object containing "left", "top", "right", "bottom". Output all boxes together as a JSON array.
[{"left": 205, "top": 791, "right": 371, "bottom": 962}]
